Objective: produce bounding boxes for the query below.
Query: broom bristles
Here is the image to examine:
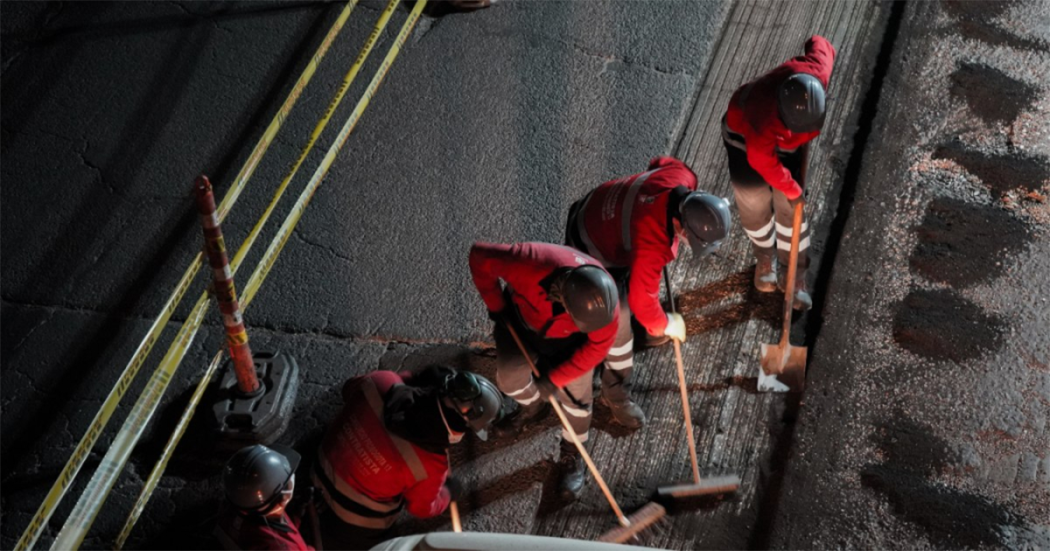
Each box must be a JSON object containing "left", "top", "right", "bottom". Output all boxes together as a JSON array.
[
  {"left": 656, "top": 475, "right": 741, "bottom": 499},
  {"left": 596, "top": 502, "right": 666, "bottom": 544}
]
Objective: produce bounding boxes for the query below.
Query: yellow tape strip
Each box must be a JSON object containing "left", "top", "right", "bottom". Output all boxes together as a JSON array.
[
  {"left": 112, "top": 349, "right": 223, "bottom": 550},
  {"left": 52, "top": 2, "right": 421, "bottom": 548},
  {"left": 14, "top": 4, "right": 357, "bottom": 551},
  {"left": 241, "top": 0, "right": 427, "bottom": 309}
]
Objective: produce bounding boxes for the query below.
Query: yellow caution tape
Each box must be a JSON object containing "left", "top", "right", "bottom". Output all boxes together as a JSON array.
[
  {"left": 112, "top": 349, "right": 223, "bottom": 550},
  {"left": 14, "top": 4, "right": 357, "bottom": 550},
  {"left": 242, "top": 0, "right": 426, "bottom": 309},
  {"left": 51, "top": 1, "right": 422, "bottom": 548}
]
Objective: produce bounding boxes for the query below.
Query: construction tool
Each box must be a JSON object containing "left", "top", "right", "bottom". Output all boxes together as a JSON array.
[
  {"left": 758, "top": 199, "right": 808, "bottom": 392},
  {"left": 503, "top": 324, "right": 665, "bottom": 544},
  {"left": 450, "top": 501, "right": 463, "bottom": 533},
  {"left": 656, "top": 268, "right": 741, "bottom": 499}
]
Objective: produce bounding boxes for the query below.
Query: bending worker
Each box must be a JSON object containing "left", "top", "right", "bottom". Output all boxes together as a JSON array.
[
  {"left": 215, "top": 444, "right": 312, "bottom": 551},
  {"left": 565, "top": 156, "right": 731, "bottom": 428},
  {"left": 722, "top": 35, "right": 836, "bottom": 310},
  {"left": 469, "top": 241, "right": 618, "bottom": 501},
  {"left": 311, "top": 366, "right": 502, "bottom": 549}
]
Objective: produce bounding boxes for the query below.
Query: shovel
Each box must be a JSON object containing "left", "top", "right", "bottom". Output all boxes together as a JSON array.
[{"left": 758, "top": 200, "right": 807, "bottom": 392}]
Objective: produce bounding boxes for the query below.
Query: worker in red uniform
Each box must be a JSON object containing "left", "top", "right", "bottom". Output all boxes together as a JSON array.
[
  {"left": 723, "top": 35, "right": 836, "bottom": 310},
  {"left": 565, "top": 156, "right": 731, "bottom": 429},
  {"left": 311, "top": 366, "right": 502, "bottom": 550},
  {"left": 215, "top": 444, "right": 313, "bottom": 551},
  {"left": 469, "top": 241, "right": 618, "bottom": 501}
]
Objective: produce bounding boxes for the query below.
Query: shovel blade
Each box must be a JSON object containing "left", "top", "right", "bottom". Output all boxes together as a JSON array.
[{"left": 758, "top": 343, "right": 807, "bottom": 393}]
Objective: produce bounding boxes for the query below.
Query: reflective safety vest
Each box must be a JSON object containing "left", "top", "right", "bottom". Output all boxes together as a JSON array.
[
  {"left": 314, "top": 372, "right": 451, "bottom": 529},
  {"left": 570, "top": 156, "right": 697, "bottom": 334}
]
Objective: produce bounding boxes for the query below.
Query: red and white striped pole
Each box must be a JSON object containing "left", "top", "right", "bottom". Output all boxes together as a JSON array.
[{"left": 194, "top": 175, "right": 260, "bottom": 396}]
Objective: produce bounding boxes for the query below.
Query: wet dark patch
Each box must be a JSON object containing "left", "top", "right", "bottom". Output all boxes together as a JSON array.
[
  {"left": 940, "top": 0, "right": 1016, "bottom": 20},
  {"left": 861, "top": 414, "right": 1018, "bottom": 547},
  {"left": 949, "top": 63, "right": 1039, "bottom": 126},
  {"left": 941, "top": 0, "right": 1049, "bottom": 52},
  {"left": 892, "top": 289, "right": 1005, "bottom": 363},
  {"left": 860, "top": 466, "right": 1016, "bottom": 548},
  {"left": 677, "top": 269, "right": 782, "bottom": 335},
  {"left": 871, "top": 416, "right": 959, "bottom": 477},
  {"left": 910, "top": 197, "right": 1031, "bottom": 286},
  {"left": 933, "top": 142, "right": 1050, "bottom": 196}
]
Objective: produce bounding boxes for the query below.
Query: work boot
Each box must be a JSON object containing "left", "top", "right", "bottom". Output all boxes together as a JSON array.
[
  {"left": 600, "top": 395, "right": 646, "bottom": 430},
  {"left": 558, "top": 440, "right": 587, "bottom": 501},
  {"left": 777, "top": 264, "right": 813, "bottom": 311},
  {"left": 494, "top": 398, "right": 549, "bottom": 438},
  {"left": 753, "top": 255, "right": 778, "bottom": 293}
]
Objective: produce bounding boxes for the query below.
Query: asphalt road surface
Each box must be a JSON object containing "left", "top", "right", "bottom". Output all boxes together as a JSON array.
[{"left": 2, "top": 0, "right": 1048, "bottom": 549}]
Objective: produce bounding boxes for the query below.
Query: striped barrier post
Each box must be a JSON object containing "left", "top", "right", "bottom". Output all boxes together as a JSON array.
[{"left": 194, "top": 175, "right": 260, "bottom": 395}]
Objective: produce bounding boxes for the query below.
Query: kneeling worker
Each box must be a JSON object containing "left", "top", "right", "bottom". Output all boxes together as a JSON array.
[
  {"left": 469, "top": 241, "right": 618, "bottom": 501},
  {"left": 216, "top": 444, "right": 312, "bottom": 550},
  {"left": 312, "top": 366, "right": 502, "bottom": 550}
]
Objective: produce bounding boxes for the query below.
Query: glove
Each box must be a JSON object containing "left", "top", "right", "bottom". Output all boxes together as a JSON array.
[
  {"left": 444, "top": 477, "right": 464, "bottom": 501},
  {"left": 533, "top": 375, "right": 558, "bottom": 401},
  {"left": 787, "top": 187, "right": 805, "bottom": 210},
  {"left": 664, "top": 312, "right": 687, "bottom": 343}
]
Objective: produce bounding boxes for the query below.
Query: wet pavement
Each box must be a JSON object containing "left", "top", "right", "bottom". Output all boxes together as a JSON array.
[{"left": 2, "top": 0, "right": 1048, "bottom": 549}]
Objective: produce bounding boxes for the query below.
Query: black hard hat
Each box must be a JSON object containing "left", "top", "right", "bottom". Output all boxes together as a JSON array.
[
  {"left": 442, "top": 371, "right": 504, "bottom": 441},
  {"left": 561, "top": 265, "right": 618, "bottom": 333},
  {"left": 777, "top": 73, "right": 826, "bottom": 133},
  {"left": 679, "top": 192, "right": 731, "bottom": 257},
  {"left": 222, "top": 444, "right": 299, "bottom": 512}
]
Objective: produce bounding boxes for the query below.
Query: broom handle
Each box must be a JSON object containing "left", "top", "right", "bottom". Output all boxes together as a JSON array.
[
  {"left": 663, "top": 268, "right": 702, "bottom": 486},
  {"left": 780, "top": 201, "right": 804, "bottom": 346},
  {"left": 504, "top": 323, "right": 630, "bottom": 527},
  {"left": 450, "top": 501, "right": 462, "bottom": 533}
]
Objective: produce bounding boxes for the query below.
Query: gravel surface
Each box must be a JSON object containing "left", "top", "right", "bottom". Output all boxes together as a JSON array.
[{"left": 770, "top": 1, "right": 1050, "bottom": 548}]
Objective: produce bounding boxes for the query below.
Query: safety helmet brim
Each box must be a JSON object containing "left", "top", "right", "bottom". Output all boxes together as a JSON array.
[
  {"left": 268, "top": 444, "right": 301, "bottom": 474},
  {"left": 684, "top": 229, "right": 723, "bottom": 258}
]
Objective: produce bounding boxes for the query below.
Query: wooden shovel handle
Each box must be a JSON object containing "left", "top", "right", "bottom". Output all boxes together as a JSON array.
[{"left": 780, "top": 201, "right": 804, "bottom": 345}]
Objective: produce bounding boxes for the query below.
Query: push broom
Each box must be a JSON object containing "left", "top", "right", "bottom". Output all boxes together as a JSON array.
[
  {"left": 656, "top": 268, "right": 741, "bottom": 499},
  {"left": 503, "top": 323, "right": 665, "bottom": 544}
]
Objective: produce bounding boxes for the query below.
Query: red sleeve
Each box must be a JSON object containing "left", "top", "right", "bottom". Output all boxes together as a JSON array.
[
  {"left": 801, "top": 35, "right": 836, "bottom": 86},
  {"left": 744, "top": 130, "right": 803, "bottom": 199},
  {"left": 468, "top": 242, "right": 510, "bottom": 313},
  {"left": 549, "top": 312, "right": 617, "bottom": 388},
  {"left": 403, "top": 471, "right": 451, "bottom": 519},
  {"left": 628, "top": 245, "right": 670, "bottom": 335}
]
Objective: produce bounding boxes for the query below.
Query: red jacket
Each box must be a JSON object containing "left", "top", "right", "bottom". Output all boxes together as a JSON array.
[
  {"left": 572, "top": 157, "right": 696, "bottom": 335},
  {"left": 319, "top": 372, "right": 450, "bottom": 523},
  {"left": 469, "top": 242, "right": 618, "bottom": 388},
  {"left": 214, "top": 506, "right": 313, "bottom": 551},
  {"left": 725, "top": 35, "right": 837, "bottom": 199}
]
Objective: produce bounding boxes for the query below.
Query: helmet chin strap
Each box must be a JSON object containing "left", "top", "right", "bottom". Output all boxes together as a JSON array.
[{"left": 437, "top": 397, "right": 465, "bottom": 444}]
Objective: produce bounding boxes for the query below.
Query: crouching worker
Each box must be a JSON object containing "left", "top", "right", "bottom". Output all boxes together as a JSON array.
[
  {"left": 469, "top": 241, "right": 618, "bottom": 501},
  {"left": 312, "top": 367, "right": 503, "bottom": 550},
  {"left": 215, "top": 444, "right": 313, "bottom": 550}
]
